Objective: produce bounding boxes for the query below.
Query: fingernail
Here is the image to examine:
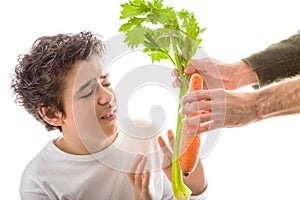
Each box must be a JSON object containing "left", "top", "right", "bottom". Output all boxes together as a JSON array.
[
  {"left": 180, "top": 96, "right": 186, "bottom": 104},
  {"left": 182, "top": 118, "right": 187, "bottom": 124},
  {"left": 137, "top": 153, "right": 144, "bottom": 159},
  {"left": 179, "top": 108, "right": 183, "bottom": 115},
  {"left": 142, "top": 155, "right": 147, "bottom": 162},
  {"left": 172, "top": 81, "right": 179, "bottom": 88},
  {"left": 179, "top": 98, "right": 184, "bottom": 104},
  {"left": 171, "top": 70, "right": 176, "bottom": 77}
]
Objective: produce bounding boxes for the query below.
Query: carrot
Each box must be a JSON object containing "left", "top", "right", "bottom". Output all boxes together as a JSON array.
[{"left": 179, "top": 73, "right": 203, "bottom": 176}]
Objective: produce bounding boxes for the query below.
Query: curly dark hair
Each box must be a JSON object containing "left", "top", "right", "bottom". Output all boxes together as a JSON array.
[{"left": 11, "top": 31, "right": 106, "bottom": 132}]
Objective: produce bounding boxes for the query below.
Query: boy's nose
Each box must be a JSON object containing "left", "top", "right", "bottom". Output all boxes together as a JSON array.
[{"left": 97, "top": 85, "right": 114, "bottom": 106}]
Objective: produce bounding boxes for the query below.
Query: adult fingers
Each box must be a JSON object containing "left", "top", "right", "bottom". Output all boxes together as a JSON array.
[
  {"left": 171, "top": 69, "right": 179, "bottom": 78},
  {"left": 182, "top": 113, "right": 212, "bottom": 126},
  {"left": 180, "top": 100, "right": 212, "bottom": 116},
  {"left": 172, "top": 78, "right": 181, "bottom": 88},
  {"left": 183, "top": 122, "right": 212, "bottom": 135},
  {"left": 184, "top": 59, "right": 213, "bottom": 74},
  {"left": 180, "top": 90, "right": 211, "bottom": 105},
  {"left": 183, "top": 112, "right": 227, "bottom": 134},
  {"left": 171, "top": 69, "right": 181, "bottom": 88},
  {"left": 184, "top": 64, "right": 197, "bottom": 74}
]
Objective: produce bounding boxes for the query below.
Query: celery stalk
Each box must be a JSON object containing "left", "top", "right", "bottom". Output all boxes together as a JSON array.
[
  {"left": 119, "top": 0, "right": 205, "bottom": 199},
  {"left": 172, "top": 76, "right": 192, "bottom": 200}
]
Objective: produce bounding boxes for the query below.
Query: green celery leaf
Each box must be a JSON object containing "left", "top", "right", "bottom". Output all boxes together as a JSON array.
[
  {"left": 146, "top": 7, "right": 177, "bottom": 25},
  {"left": 124, "top": 26, "right": 151, "bottom": 48},
  {"left": 119, "top": 17, "right": 146, "bottom": 31},
  {"left": 120, "top": 0, "right": 148, "bottom": 19},
  {"left": 144, "top": 49, "right": 170, "bottom": 62},
  {"left": 177, "top": 9, "right": 191, "bottom": 19}
]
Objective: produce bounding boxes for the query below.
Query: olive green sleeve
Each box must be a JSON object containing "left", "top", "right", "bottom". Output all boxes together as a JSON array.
[{"left": 243, "top": 32, "right": 300, "bottom": 87}]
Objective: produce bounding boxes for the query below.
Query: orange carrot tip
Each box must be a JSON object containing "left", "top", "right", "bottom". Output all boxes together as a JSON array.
[{"left": 189, "top": 74, "right": 203, "bottom": 91}]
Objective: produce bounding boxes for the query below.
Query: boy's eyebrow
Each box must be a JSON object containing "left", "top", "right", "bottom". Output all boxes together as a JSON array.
[
  {"left": 100, "top": 73, "right": 109, "bottom": 79},
  {"left": 76, "top": 78, "right": 95, "bottom": 94},
  {"left": 76, "top": 73, "right": 109, "bottom": 94}
]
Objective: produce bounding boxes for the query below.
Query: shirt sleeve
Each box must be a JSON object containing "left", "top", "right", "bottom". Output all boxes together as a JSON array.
[
  {"left": 161, "top": 171, "right": 208, "bottom": 200},
  {"left": 243, "top": 31, "right": 300, "bottom": 87},
  {"left": 20, "top": 192, "right": 50, "bottom": 200},
  {"left": 190, "top": 181, "right": 208, "bottom": 200}
]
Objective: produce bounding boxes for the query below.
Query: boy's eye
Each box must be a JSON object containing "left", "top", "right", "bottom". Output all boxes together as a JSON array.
[
  {"left": 80, "top": 88, "right": 95, "bottom": 99},
  {"left": 79, "top": 77, "right": 111, "bottom": 99},
  {"left": 101, "top": 74, "right": 111, "bottom": 87},
  {"left": 102, "top": 82, "right": 111, "bottom": 87}
]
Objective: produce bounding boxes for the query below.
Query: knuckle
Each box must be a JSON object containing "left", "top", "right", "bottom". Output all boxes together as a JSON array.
[
  {"left": 191, "top": 101, "right": 199, "bottom": 110},
  {"left": 134, "top": 173, "right": 141, "bottom": 180},
  {"left": 198, "top": 115, "right": 203, "bottom": 124}
]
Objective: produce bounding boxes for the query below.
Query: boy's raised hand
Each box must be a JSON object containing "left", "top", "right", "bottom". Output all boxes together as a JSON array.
[
  {"left": 127, "top": 154, "right": 154, "bottom": 200},
  {"left": 157, "top": 130, "right": 174, "bottom": 181},
  {"left": 158, "top": 130, "right": 207, "bottom": 195}
]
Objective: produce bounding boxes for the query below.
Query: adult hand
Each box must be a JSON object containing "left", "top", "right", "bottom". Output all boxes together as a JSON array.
[
  {"left": 127, "top": 154, "right": 154, "bottom": 200},
  {"left": 180, "top": 89, "right": 259, "bottom": 134},
  {"left": 173, "top": 58, "right": 258, "bottom": 90}
]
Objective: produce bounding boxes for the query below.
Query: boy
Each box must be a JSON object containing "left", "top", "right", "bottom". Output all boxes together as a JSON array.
[{"left": 11, "top": 31, "right": 207, "bottom": 199}]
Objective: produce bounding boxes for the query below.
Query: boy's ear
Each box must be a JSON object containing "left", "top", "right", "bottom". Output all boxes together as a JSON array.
[{"left": 38, "top": 106, "right": 63, "bottom": 127}]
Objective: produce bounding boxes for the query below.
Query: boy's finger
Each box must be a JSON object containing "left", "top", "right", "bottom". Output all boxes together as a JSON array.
[
  {"left": 158, "top": 136, "right": 170, "bottom": 154},
  {"left": 127, "top": 154, "right": 143, "bottom": 184},
  {"left": 129, "top": 154, "right": 144, "bottom": 174},
  {"left": 142, "top": 170, "right": 151, "bottom": 190},
  {"left": 132, "top": 155, "right": 147, "bottom": 188},
  {"left": 136, "top": 155, "right": 147, "bottom": 174},
  {"left": 167, "top": 130, "right": 174, "bottom": 150},
  {"left": 158, "top": 135, "right": 173, "bottom": 171}
]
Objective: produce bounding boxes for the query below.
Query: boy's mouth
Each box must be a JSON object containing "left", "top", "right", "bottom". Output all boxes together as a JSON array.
[{"left": 100, "top": 109, "right": 117, "bottom": 120}]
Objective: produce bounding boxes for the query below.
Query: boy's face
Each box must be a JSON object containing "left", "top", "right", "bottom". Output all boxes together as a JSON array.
[{"left": 62, "top": 54, "right": 118, "bottom": 152}]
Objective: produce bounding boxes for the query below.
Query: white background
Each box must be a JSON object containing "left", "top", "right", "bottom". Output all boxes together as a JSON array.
[{"left": 1, "top": 0, "right": 300, "bottom": 199}]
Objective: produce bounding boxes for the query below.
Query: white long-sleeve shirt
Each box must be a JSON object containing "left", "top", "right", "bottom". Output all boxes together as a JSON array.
[{"left": 20, "top": 120, "right": 207, "bottom": 200}]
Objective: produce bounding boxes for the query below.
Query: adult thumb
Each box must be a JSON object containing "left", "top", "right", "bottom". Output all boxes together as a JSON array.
[{"left": 184, "top": 64, "right": 196, "bottom": 74}]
